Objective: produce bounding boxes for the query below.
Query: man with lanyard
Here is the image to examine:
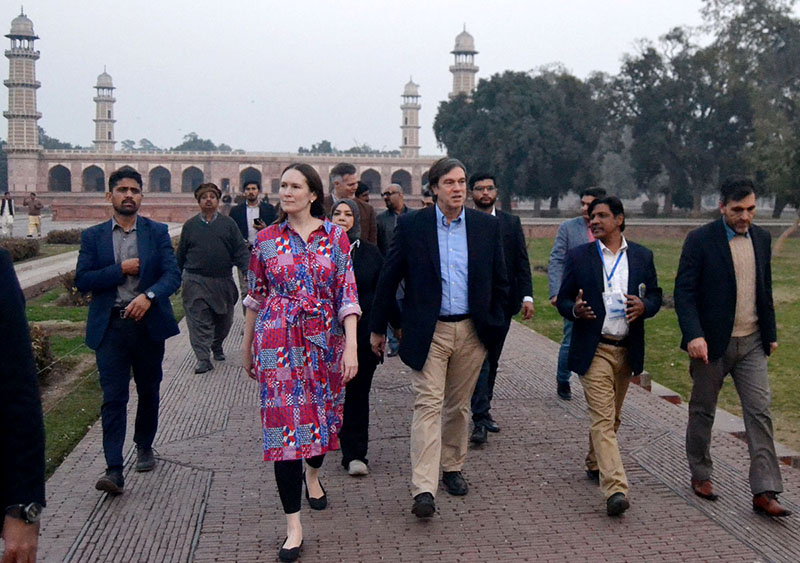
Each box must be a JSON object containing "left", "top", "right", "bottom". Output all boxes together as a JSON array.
[
  {"left": 177, "top": 183, "right": 250, "bottom": 374},
  {"left": 556, "top": 196, "right": 661, "bottom": 517},
  {"left": 467, "top": 172, "right": 534, "bottom": 446}
]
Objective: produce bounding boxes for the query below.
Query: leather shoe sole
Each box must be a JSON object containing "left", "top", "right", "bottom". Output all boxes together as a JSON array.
[
  {"left": 95, "top": 474, "right": 124, "bottom": 496},
  {"left": 691, "top": 479, "right": 718, "bottom": 501},
  {"left": 753, "top": 493, "right": 792, "bottom": 517},
  {"left": 606, "top": 492, "right": 629, "bottom": 516}
]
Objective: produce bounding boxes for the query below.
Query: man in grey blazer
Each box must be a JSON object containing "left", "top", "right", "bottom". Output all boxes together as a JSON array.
[{"left": 548, "top": 187, "right": 606, "bottom": 400}]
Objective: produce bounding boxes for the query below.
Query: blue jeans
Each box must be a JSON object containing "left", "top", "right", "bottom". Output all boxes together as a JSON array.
[
  {"left": 96, "top": 315, "right": 165, "bottom": 469},
  {"left": 557, "top": 318, "right": 573, "bottom": 384},
  {"left": 387, "top": 324, "right": 400, "bottom": 355}
]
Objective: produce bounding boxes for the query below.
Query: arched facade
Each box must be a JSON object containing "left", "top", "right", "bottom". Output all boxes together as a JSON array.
[
  {"left": 391, "top": 169, "right": 412, "bottom": 194},
  {"left": 360, "top": 168, "right": 381, "bottom": 192},
  {"left": 48, "top": 165, "right": 71, "bottom": 192},
  {"left": 82, "top": 165, "right": 105, "bottom": 192},
  {"left": 421, "top": 171, "right": 429, "bottom": 187},
  {"left": 182, "top": 166, "right": 204, "bottom": 193},
  {"left": 149, "top": 166, "right": 171, "bottom": 193},
  {"left": 239, "top": 167, "right": 262, "bottom": 191}
]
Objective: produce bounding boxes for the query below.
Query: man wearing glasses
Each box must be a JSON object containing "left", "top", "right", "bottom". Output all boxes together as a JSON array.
[
  {"left": 468, "top": 173, "right": 534, "bottom": 445},
  {"left": 377, "top": 184, "right": 410, "bottom": 357}
]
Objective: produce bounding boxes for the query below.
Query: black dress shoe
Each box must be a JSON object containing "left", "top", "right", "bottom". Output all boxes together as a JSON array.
[
  {"left": 557, "top": 381, "right": 572, "bottom": 400},
  {"left": 442, "top": 471, "right": 468, "bottom": 496},
  {"left": 304, "top": 473, "right": 328, "bottom": 510},
  {"left": 278, "top": 538, "right": 303, "bottom": 562},
  {"left": 412, "top": 492, "right": 435, "bottom": 518},
  {"left": 586, "top": 469, "right": 600, "bottom": 483},
  {"left": 606, "top": 492, "right": 630, "bottom": 516},
  {"left": 194, "top": 360, "right": 214, "bottom": 374},
  {"left": 483, "top": 415, "right": 500, "bottom": 433},
  {"left": 212, "top": 349, "right": 226, "bottom": 361},
  {"left": 135, "top": 446, "right": 156, "bottom": 472},
  {"left": 95, "top": 468, "right": 125, "bottom": 495},
  {"left": 470, "top": 424, "right": 488, "bottom": 445}
]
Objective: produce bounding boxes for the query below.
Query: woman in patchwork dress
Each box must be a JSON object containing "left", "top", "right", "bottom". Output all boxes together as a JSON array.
[{"left": 241, "top": 163, "right": 360, "bottom": 562}]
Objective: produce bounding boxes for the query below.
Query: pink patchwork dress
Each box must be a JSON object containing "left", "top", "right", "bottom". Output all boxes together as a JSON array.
[{"left": 243, "top": 220, "right": 360, "bottom": 461}]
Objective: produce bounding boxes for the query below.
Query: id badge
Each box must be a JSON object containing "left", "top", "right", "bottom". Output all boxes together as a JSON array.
[{"left": 603, "top": 291, "right": 626, "bottom": 320}]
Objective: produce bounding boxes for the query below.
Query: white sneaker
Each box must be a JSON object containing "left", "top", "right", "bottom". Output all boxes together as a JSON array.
[{"left": 347, "top": 460, "right": 369, "bottom": 476}]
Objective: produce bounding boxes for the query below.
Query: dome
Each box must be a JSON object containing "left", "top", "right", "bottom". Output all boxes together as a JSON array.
[
  {"left": 452, "top": 27, "right": 476, "bottom": 54},
  {"left": 7, "top": 11, "right": 37, "bottom": 39},
  {"left": 403, "top": 78, "right": 420, "bottom": 97},
  {"left": 96, "top": 70, "right": 114, "bottom": 88}
]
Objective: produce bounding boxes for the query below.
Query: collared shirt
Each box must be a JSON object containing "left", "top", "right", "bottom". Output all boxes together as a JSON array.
[
  {"left": 246, "top": 204, "right": 260, "bottom": 245},
  {"left": 436, "top": 205, "right": 469, "bottom": 316},
  {"left": 723, "top": 219, "right": 749, "bottom": 241},
  {"left": 597, "top": 236, "right": 629, "bottom": 338},
  {"left": 490, "top": 206, "right": 533, "bottom": 304},
  {"left": 111, "top": 216, "right": 140, "bottom": 306},
  {"left": 200, "top": 211, "right": 219, "bottom": 225}
]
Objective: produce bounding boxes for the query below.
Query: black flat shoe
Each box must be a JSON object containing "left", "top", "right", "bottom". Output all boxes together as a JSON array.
[
  {"left": 304, "top": 473, "right": 327, "bottom": 510},
  {"left": 278, "top": 538, "right": 303, "bottom": 562}
]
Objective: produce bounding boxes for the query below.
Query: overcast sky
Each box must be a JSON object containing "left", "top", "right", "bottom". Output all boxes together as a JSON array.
[{"left": 1, "top": 1, "right": 765, "bottom": 155}]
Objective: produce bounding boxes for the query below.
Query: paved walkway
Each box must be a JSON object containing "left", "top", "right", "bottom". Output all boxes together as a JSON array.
[{"left": 32, "top": 309, "right": 800, "bottom": 563}]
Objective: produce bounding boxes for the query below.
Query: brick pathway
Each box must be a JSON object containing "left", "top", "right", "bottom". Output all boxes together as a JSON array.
[{"left": 37, "top": 315, "right": 800, "bottom": 562}]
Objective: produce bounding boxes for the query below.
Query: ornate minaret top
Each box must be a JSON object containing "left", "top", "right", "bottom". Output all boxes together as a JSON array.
[
  {"left": 93, "top": 68, "right": 116, "bottom": 152},
  {"left": 449, "top": 25, "right": 478, "bottom": 99},
  {"left": 400, "top": 77, "right": 421, "bottom": 158},
  {"left": 4, "top": 9, "right": 42, "bottom": 152}
]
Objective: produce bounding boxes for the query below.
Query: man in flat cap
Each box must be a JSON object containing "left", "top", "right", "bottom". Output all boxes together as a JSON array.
[{"left": 177, "top": 182, "right": 250, "bottom": 373}]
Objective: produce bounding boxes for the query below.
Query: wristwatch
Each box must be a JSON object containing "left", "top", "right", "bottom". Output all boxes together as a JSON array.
[
  {"left": 5, "top": 503, "right": 43, "bottom": 524},
  {"left": 144, "top": 290, "right": 156, "bottom": 301}
]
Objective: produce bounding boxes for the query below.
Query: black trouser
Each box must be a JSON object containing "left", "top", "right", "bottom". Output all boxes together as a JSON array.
[
  {"left": 339, "top": 347, "right": 379, "bottom": 467},
  {"left": 471, "top": 318, "right": 511, "bottom": 423},
  {"left": 274, "top": 455, "right": 325, "bottom": 514},
  {"left": 96, "top": 311, "right": 165, "bottom": 469}
]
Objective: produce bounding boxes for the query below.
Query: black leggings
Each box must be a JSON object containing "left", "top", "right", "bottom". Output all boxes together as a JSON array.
[{"left": 274, "top": 454, "right": 325, "bottom": 514}]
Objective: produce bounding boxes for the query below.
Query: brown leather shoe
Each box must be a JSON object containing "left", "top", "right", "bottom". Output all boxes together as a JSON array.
[
  {"left": 753, "top": 492, "right": 792, "bottom": 517},
  {"left": 691, "top": 479, "right": 718, "bottom": 501}
]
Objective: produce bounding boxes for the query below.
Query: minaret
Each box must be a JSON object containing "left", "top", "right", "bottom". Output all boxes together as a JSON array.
[
  {"left": 400, "top": 77, "right": 420, "bottom": 158},
  {"left": 449, "top": 25, "right": 478, "bottom": 99},
  {"left": 4, "top": 9, "right": 41, "bottom": 151},
  {"left": 93, "top": 68, "right": 116, "bottom": 152}
]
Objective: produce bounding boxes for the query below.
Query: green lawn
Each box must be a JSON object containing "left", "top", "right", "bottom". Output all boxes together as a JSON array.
[{"left": 520, "top": 237, "right": 800, "bottom": 451}]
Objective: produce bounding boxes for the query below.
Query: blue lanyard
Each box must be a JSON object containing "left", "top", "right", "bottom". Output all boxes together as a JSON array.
[{"left": 596, "top": 241, "right": 624, "bottom": 290}]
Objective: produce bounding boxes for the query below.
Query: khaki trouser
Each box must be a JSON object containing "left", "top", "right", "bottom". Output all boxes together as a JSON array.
[
  {"left": 28, "top": 215, "right": 41, "bottom": 236},
  {"left": 410, "top": 319, "right": 486, "bottom": 498},
  {"left": 580, "top": 342, "right": 632, "bottom": 500}
]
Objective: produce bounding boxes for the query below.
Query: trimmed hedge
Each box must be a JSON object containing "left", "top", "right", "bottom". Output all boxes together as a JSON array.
[
  {"left": 0, "top": 238, "right": 40, "bottom": 262},
  {"left": 45, "top": 228, "right": 83, "bottom": 244}
]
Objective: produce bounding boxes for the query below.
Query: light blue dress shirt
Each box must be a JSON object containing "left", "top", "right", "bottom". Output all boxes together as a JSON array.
[
  {"left": 723, "top": 219, "right": 749, "bottom": 241},
  {"left": 436, "top": 205, "right": 469, "bottom": 315}
]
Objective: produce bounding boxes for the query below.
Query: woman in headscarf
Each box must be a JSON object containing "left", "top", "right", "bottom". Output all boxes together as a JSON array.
[{"left": 330, "top": 199, "right": 397, "bottom": 477}]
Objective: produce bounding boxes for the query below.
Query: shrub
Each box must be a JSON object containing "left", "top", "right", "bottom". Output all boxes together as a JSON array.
[
  {"left": 29, "top": 323, "right": 54, "bottom": 384},
  {"left": 59, "top": 271, "right": 91, "bottom": 306},
  {"left": 45, "top": 228, "right": 83, "bottom": 244},
  {"left": 0, "top": 238, "right": 40, "bottom": 262},
  {"left": 641, "top": 200, "right": 659, "bottom": 218}
]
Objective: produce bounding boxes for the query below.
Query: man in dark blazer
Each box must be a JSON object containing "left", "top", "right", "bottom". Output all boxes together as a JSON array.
[
  {"left": 75, "top": 168, "right": 181, "bottom": 496},
  {"left": 0, "top": 249, "right": 45, "bottom": 561},
  {"left": 370, "top": 157, "right": 508, "bottom": 518},
  {"left": 322, "top": 162, "right": 378, "bottom": 245},
  {"left": 557, "top": 196, "right": 661, "bottom": 517},
  {"left": 675, "top": 176, "right": 790, "bottom": 517},
  {"left": 467, "top": 172, "right": 534, "bottom": 446}
]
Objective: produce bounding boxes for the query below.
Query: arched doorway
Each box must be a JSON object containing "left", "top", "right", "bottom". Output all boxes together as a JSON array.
[
  {"left": 360, "top": 169, "right": 381, "bottom": 192},
  {"left": 240, "top": 167, "right": 262, "bottom": 191},
  {"left": 182, "top": 166, "right": 204, "bottom": 193},
  {"left": 391, "top": 169, "right": 412, "bottom": 195},
  {"left": 82, "top": 165, "right": 105, "bottom": 192},
  {"left": 48, "top": 165, "right": 72, "bottom": 192},
  {"left": 149, "top": 166, "right": 171, "bottom": 193}
]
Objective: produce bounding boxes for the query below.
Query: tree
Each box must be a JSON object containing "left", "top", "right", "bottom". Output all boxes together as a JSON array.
[
  {"left": 120, "top": 139, "right": 136, "bottom": 151},
  {"left": 298, "top": 140, "right": 335, "bottom": 154},
  {"left": 433, "top": 70, "right": 604, "bottom": 210},
  {"left": 138, "top": 138, "right": 159, "bottom": 151},
  {"left": 38, "top": 126, "right": 82, "bottom": 150},
  {"left": 171, "top": 132, "right": 231, "bottom": 152}
]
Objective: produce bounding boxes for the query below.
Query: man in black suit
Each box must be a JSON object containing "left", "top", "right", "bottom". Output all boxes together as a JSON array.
[
  {"left": 370, "top": 157, "right": 508, "bottom": 518},
  {"left": 322, "top": 163, "right": 378, "bottom": 245},
  {"left": 675, "top": 176, "right": 790, "bottom": 517},
  {"left": 75, "top": 168, "right": 182, "bottom": 495},
  {"left": 467, "top": 173, "right": 534, "bottom": 446},
  {"left": 557, "top": 196, "right": 661, "bottom": 517},
  {"left": 0, "top": 249, "right": 45, "bottom": 561}
]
